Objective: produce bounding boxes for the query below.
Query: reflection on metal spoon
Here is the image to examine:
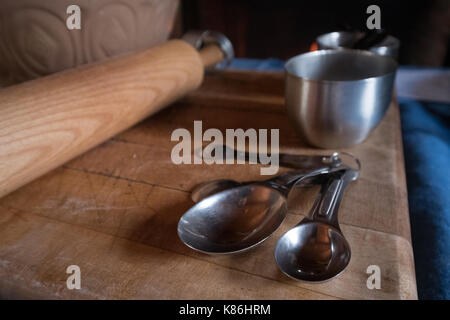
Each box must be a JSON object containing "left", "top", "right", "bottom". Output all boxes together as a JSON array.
[
  {"left": 178, "top": 166, "right": 344, "bottom": 255},
  {"left": 274, "top": 168, "right": 358, "bottom": 282}
]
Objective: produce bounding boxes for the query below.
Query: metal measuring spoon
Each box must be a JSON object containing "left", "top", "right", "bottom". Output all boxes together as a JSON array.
[
  {"left": 191, "top": 152, "right": 342, "bottom": 203},
  {"left": 190, "top": 152, "right": 360, "bottom": 203},
  {"left": 177, "top": 163, "right": 343, "bottom": 255},
  {"left": 274, "top": 168, "right": 358, "bottom": 282}
]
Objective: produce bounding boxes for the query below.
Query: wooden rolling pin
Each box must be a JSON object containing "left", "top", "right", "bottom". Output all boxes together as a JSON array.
[{"left": 0, "top": 39, "right": 225, "bottom": 198}]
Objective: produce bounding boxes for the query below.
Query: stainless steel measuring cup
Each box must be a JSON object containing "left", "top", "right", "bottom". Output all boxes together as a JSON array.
[{"left": 285, "top": 49, "right": 397, "bottom": 148}]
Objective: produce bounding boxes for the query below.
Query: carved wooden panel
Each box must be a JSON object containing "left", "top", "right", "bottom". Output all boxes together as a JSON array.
[{"left": 0, "top": 0, "right": 179, "bottom": 85}]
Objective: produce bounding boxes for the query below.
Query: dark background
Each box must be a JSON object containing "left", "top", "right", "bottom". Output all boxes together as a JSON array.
[{"left": 176, "top": 0, "right": 450, "bottom": 66}]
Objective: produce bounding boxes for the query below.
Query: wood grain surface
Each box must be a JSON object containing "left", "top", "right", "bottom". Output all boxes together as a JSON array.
[
  {"left": 0, "top": 70, "right": 417, "bottom": 299},
  {"left": 0, "top": 40, "right": 204, "bottom": 199}
]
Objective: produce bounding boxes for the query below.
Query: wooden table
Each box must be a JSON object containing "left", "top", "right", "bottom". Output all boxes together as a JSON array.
[{"left": 0, "top": 70, "right": 417, "bottom": 299}]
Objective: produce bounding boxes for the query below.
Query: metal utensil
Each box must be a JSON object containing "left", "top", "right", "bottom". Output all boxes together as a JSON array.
[
  {"left": 285, "top": 49, "right": 397, "bottom": 148},
  {"left": 178, "top": 157, "right": 343, "bottom": 255},
  {"left": 274, "top": 168, "right": 358, "bottom": 282},
  {"left": 191, "top": 151, "right": 358, "bottom": 203},
  {"left": 199, "top": 145, "right": 341, "bottom": 170},
  {"left": 191, "top": 150, "right": 342, "bottom": 203},
  {"left": 190, "top": 177, "right": 320, "bottom": 203},
  {"left": 316, "top": 30, "right": 400, "bottom": 60},
  {"left": 352, "top": 29, "right": 388, "bottom": 50}
]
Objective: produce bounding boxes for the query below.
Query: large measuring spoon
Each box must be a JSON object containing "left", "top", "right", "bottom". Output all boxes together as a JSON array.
[
  {"left": 274, "top": 168, "right": 358, "bottom": 282},
  {"left": 177, "top": 163, "right": 345, "bottom": 255}
]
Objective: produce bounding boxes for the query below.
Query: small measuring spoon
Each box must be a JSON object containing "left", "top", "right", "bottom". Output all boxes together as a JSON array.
[
  {"left": 274, "top": 168, "right": 358, "bottom": 282},
  {"left": 191, "top": 152, "right": 342, "bottom": 203},
  {"left": 178, "top": 165, "right": 346, "bottom": 255}
]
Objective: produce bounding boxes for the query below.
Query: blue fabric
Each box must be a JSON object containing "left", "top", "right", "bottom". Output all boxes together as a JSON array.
[
  {"left": 229, "top": 59, "right": 450, "bottom": 299},
  {"left": 398, "top": 98, "right": 450, "bottom": 300},
  {"left": 229, "top": 58, "right": 285, "bottom": 71}
]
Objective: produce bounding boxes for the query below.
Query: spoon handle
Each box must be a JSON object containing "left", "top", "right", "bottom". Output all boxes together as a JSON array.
[
  {"left": 307, "top": 169, "right": 354, "bottom": 229},
  {"left": 221, "top": 145, "right": 342, "bottom": 170},
  {"left": 352, "top": 29, "right": 388, "bottom": 50},
  {"left": 265, "top": 165, "right": 339, "bottom": 197}
]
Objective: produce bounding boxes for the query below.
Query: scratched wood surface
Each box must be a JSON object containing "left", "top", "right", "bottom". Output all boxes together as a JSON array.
[{"left": 0, "top": 70, "right": 417, "bottom": 299}]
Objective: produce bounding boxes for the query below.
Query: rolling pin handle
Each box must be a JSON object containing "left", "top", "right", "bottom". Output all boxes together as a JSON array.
[
  {"left": 182, "top": 30, "right": 234, "bottom": 69},
  {"left": 198, "top": 45, "right": 225, "bottom": 68}
]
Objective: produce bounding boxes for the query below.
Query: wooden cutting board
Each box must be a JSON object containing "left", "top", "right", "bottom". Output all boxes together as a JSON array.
[{"left": 0, "top": 70, "right": 417, "bottom": 299}]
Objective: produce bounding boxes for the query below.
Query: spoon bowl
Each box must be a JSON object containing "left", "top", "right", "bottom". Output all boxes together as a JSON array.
[
  {"left": 179, "top": 154, "right": 360, "bottom": 256},
  {"left": 274, "top": 168, "right": 358, "bottom": 282},
  {"left": 191, "top": 179, "right": 243, "bottom": 203},
  {"left": 274, "top": 220, "right": 351, "bottom": 282},
  {"left": 178, "top": 184, "right": 288, "bottom": 254}
]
